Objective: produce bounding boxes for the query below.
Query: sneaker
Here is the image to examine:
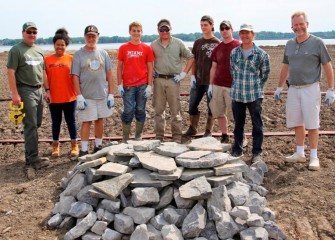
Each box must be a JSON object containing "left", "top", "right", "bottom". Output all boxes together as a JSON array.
[
  {"left": 220, "top": 134, "right": 229, "bottom": 143},
  {"left": 308, "top": 157, "right": 320, "bottom": 171},
  {"left": 31, "top": 157, "right": 50, "bottom": 169},
  {"left": 229, "top": 151, "right": 244, "bottom": 158},
  {"left": 251, "top": 153, "right": 262, "bottom": 163},
  {"left": 285, "top": 152, "right": 306, "bottom": 163},
  {"left": 51, "top": 142, "right": 60, "bottom": 157},
  {"left": 70, "top": 141, "right": 79, "bottom": 157},
  {"left": 93, "top": 145, "right": 103, "bottom": 153},
  {"left": 79, "top": 150, "right": 88, "bottom": 157}
]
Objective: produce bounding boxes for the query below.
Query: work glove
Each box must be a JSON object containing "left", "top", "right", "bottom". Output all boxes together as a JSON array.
[
  {"left": 144, "top": 85, "right": 152, "bottom": 98},
  {"left": 76, "top": 94, "right": 87, "bottom": 110},
  {"left": 190, "top": 75, "right": 197, "bottom": 89},
  {"left": 118, "top": 84, "right": 125, "bottom": 97},
  {"left": 207, "top": 84, "right": 213, "bottom": 100},
  {"left": 153, "top": 71, "right": 158, "bottom": 79},
  {"left": 274, "top": 87, "right": 283, "bottom": 102},
  {"left": 173, "top": 72, "right": 187, "bottom": 83},
  {"left": 324, "top": 88, "right": 335, "bottom": 107},
  {"left": 107, "top": 94, "right": 114, "bottom": 109}
]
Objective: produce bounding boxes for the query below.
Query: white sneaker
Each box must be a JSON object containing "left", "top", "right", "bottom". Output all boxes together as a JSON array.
[
  {"left": 285, "top": 152, "right": 306, "bottom": 163},
  {"left": 308, "top": 157, "right": 320, "bottom": 171}
]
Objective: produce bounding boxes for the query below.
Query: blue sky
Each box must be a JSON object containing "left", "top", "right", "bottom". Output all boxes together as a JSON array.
[{"left": 1, "top": 0, "right": 334, "bottom": 39}]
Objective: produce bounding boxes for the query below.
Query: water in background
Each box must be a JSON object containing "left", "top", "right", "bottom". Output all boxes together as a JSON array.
[{"left": 1, "top": 39, "right": 335, "bottom": 52}]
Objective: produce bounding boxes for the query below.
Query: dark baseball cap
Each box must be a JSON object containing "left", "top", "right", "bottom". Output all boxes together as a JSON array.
[
  {"left": 22, "top": 22, "right": 37, "bottom": 31},
  {"left": 220, "top": 20, "right": 232, "bottom": 29},
  {"left": 84, "top": 25, "right": 99, "bottom": 35}
]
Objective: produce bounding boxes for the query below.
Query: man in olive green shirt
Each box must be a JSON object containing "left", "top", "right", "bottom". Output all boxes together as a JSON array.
[
  {"left": 7, "top": 22, "right": 51, "bottom": 176},
  {"left": 151, "top": 19, "right": 194, "bottom": 143}
]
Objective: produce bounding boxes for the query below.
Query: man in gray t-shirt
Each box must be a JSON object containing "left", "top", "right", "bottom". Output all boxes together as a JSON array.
[
  {"left": 72, "top": 25, "right": 115, "bottom": 156},
  {"left": 275, "top": 11, "right": 335, "bottom": 171}
]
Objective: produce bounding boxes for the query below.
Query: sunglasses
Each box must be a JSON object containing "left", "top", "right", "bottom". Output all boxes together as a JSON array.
[
  {"left": 220, "top": 26, "right": 231, "bottom": 31},
  {"left": 159, "top": 28, "right": 170, "bottom": 33},
  {"left": 26, "top": 30, "right": 38, "bottom": 35}
]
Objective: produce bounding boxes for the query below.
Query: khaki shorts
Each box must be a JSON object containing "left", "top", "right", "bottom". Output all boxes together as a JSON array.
[
  {"left": 209, "top": 85, "right": 232, "bottom": 118},
  {"left": 286, "top": 82, "right": 320, "bottom": 129},
  {"left": 78, "top": 98, "right": 113, "bottom": 122}
]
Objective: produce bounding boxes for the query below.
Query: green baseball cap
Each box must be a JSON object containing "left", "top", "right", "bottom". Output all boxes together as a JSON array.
[{"left": 22, "top": 22, "right": 37, "bottom": 31}]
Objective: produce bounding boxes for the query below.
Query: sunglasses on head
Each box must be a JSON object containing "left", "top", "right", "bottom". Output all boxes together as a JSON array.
[
  {"left": 159, "top": 28, "right": 170, "bottom": 33},
  {"left": 220, "top": 26, "right": 230, "bottom": 31},
  {"left": 26, "top": 30, "right": 38, "bottom": 35}
]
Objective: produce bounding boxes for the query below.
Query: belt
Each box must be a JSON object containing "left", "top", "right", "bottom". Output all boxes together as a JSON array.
[
  {"left": 158, "top": 74, "right": 174, "bottom": 79},
  {"left": 290, "top": 82, "right": 316, "bottom": 89},
  {"left": 17, "top": 83, "right": 42, "bottom": 89}
]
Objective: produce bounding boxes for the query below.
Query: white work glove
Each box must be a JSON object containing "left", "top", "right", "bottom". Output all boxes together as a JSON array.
[
  {"left": 76, "top": 94, "right": 87, "bottom": 110},
  {"left": 144, "top": 85, "right": 152, "bottom": 98},
  {"left": 207, "top": 84, "right": 213, "bottom": 100},
  {"left": 324, "top": 88, "right": 335, "bottom": 107},
  {"left": 118, "top": 84, "right": 125, "bottom": 97},
  {"left": 107, "top": 94, "right": 114, "bottom": 109},
  {"left": 274, "top": 87, "right": 283, "bottom": 102},
  {"left": 190, "top": 75, "right": 197, "bottom": 89},
  {"left": 173, "top": 72, "right": 187, "bottom": 83}
]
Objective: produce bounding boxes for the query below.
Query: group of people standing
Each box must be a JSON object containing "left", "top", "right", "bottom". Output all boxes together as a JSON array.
[{"left": 7, "top": 10, "right": 334, "bottom": 178}]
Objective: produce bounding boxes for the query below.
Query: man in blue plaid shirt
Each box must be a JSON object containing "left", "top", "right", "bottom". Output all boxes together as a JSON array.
[{"left": 229, "top": 23, "right": 270, "bottom": 162}]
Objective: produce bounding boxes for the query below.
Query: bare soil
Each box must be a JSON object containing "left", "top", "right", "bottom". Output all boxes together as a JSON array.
[{"left": 0, "top": 45, "right": 334, "bottom": 239}]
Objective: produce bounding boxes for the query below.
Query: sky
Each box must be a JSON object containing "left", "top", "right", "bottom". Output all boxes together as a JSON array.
[{"left": 1, "top": 0, "right": 335, "bottom": 39}]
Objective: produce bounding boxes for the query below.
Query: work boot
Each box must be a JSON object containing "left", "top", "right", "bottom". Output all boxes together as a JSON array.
[
  {"left": 135, "top": 121, "right": 144, "bottom": 141},
  {"left": 122, "top": 123, "right": 131, "bottom": 143},
  {"left": 220, "top": 134, "right": 229, "bottom": 143},
  {"left": 52, "top": 142, "right": 60, "bottom": 157},
  {"left": 203, "top": 116, "right": 214, "bottom": 137},
  {"left": 70, "top": 141, "right": 79, "bottom": 157},
  {"left": 183, "top": 113, "right": 200, "bottom": 137}
]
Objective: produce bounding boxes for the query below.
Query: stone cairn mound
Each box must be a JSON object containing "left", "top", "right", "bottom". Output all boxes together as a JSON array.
[{"left": 48, "top": 137, "right": 287, "bottom": 240}]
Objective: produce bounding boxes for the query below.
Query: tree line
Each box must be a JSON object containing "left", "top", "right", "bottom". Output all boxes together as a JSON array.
[{"left": 1, "top": 31, "right": 335, "bottom": 46}]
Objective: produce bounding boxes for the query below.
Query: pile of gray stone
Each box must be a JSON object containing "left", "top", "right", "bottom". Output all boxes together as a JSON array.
[{"left": 48, "top": 137, "right": 286, "bottom": 240}]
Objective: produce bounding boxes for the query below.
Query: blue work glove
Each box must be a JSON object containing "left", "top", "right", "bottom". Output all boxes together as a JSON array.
[
  {"left": 190, "top": 75, "right": 197, "bottom": 89},
  {"left": 76, "top": 94, "right": 87, "bottom": 110},
  {"left": 274, "top": 87, "right": 283, "bottom": 102},
  {"left": 324, "top": 88, "right": 335, "bottom": 107},
  {"left": 144, "top": 85, "right": 152, "bottom": 98},
  {"left": 118, "top": 84, "right": 125, "bottom": 97},
  {"left": 107, "top": 94, "right": 114, "bottom": 109},
  {"left": 153, "top": 71, "right": 158, "bottom": 79},
  {"left": 173, "top": 72, "right": 187, "bottom": 83},
  {"left": 207, "top": 84, "right": 213, "bottom": 100}
]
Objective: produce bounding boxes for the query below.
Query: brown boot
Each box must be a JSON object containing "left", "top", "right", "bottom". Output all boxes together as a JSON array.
[
  {"left": 203, "top": 116, "right": 214, "bottom": 137},
  {"left": 52, "top": 142, "right": 60, "bottom": 157},
  {"left": 183, "top": 113, "right": 200, "bottom": 137},
  {"left": 71, "top": 141, "right": 79, "bottom": 157}
]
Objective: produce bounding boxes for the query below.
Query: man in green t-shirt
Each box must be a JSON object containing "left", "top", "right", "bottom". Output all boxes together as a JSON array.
[{"left": 7, "top": 22, "right": 51, "bottom": 177}]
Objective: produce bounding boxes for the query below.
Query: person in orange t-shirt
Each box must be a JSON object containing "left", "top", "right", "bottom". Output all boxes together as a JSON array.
[{"left": 45, "top": 28, "right": 78, "bottom": 157}]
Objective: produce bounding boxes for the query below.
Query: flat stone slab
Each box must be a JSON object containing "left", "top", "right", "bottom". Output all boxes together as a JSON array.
[
  {"left": 176, "top": 151, "right": 211, "bottom": 160},
  {"left": 106, "top": 143, "right": 132, "bottom": 160},
  {"left": 135, "top": 151, "right": 177, "bottom": 174},
  {"left": 176, "top": 152, "right": 229, "bottom": 168},
  {"left": 214, "top": 160, "right": 249, "bottom": 176},
  {"left": 96, "top": 162, "right": 130, "bottom": 176},
  {"left": 76, "top": 157, "right": 107, "bottom": 172},
  {"left": 180, "top": 169, "right": 214, "bottom": 181},
  {"left": 113, "top": 148, "right": 135, "bottom": 157},
  {"left": 153, "top": 144, "right": 189, "bottom": 157},
  {"left": 206, "top": 174, "right": 239, "bottom": 187},
  {"left": 92, "top": 173, "right": 134, "bottom": 200},
  {"left": 132, "top": 140, "right": 161, "bottom": 151},
  {"left": 130, "top": 168, "right": 172, "bottom": 188},
  {"left": 187, "top": 137, "right": 226, "bottom": 152},
  {"left": 149, "top": 167, "right": 184, "bottom": 181}
]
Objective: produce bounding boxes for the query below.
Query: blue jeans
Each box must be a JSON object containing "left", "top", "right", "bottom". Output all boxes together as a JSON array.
[
  {"left": 49, "top": 100, "right": 77, "bottom": 141},
  {"left": 121, "top": 84, "right": 147, "bottom": 124},
  {"left": 189, "top": 85, "right": 212, "bottom": 116},
  {"left": 232, "top": 98, "right": 263, "bottom": 155}
]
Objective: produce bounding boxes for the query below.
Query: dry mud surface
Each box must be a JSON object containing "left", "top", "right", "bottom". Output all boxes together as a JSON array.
[{"left": 0, "top": 45, "right": 334, "bottom": 239}]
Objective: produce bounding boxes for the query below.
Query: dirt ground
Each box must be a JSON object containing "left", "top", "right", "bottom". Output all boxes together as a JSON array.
[{"left": 0, "top": 45, "right": 334, "bottom": 240}]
